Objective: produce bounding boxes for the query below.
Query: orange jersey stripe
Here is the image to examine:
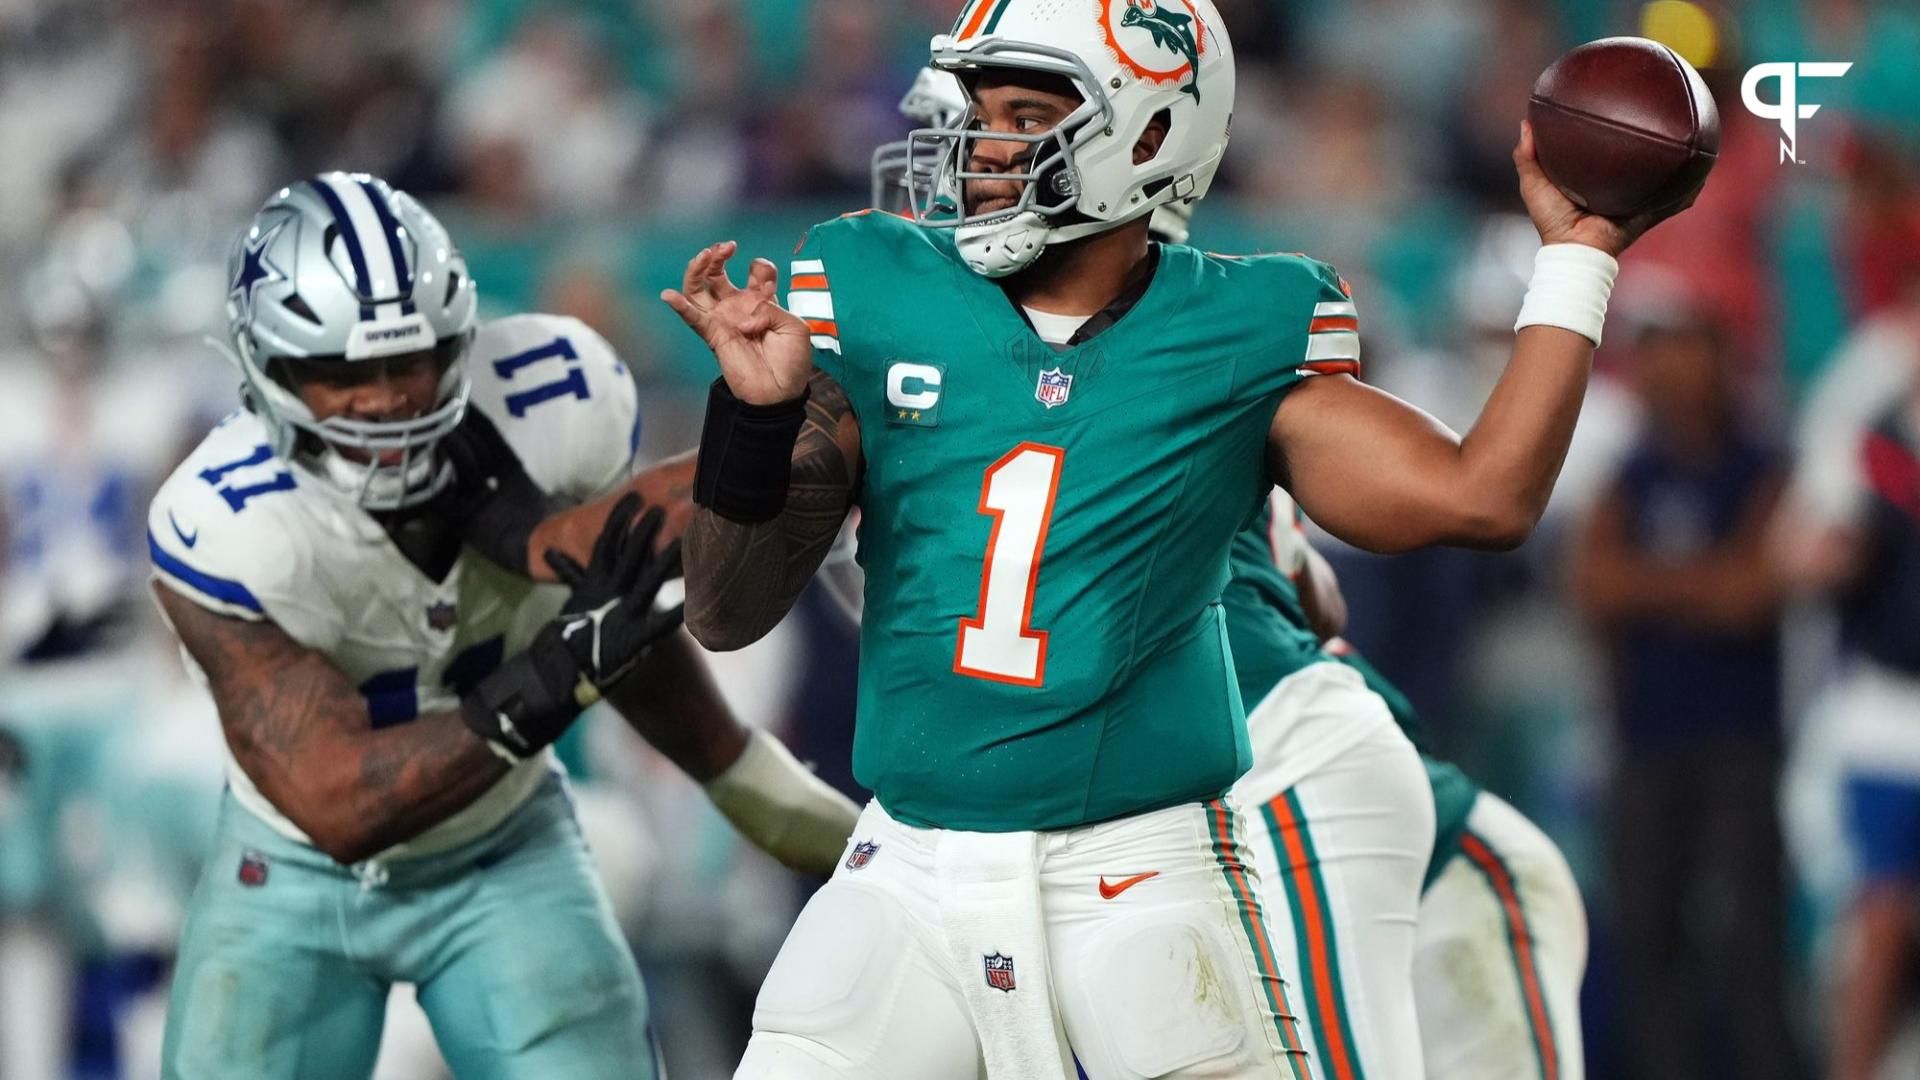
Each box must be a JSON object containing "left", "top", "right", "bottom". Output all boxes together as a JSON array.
[
  {"left": 790, "top": 274, "right": 829, "bottom": 291},
  {"left": 1309, "top": 315, "right": 1359, "bottom": 334},
  {"left": 804, "top": 318, "right": 839, "bottom": 336},
  {"left": 1303, "top": 359, "right": 1361, "bottom": 377},
  {"left": 1462, "top": 833, "right": 1559, "bottom": 1080},
  {"left": 1209, "top": 800, "right": 1309, "bottom": 1062},
  {"left": 1270, "top": 796, "right": 1362, "bottom": 1080}
]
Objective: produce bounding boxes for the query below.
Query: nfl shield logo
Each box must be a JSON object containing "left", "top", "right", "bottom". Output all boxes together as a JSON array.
[
  {"left": 845, "top": 840, "right": 879, "bottom": 871},
  {"left": 1035, "top": 368, "right": 1073, "bottom": 409},
  {"left": 983, "top": 952, "right": 1017, "bottom": 992},
  {"left": 238, "top": 850, "right": 270, "bottom": 888},
  {"left": 426, "top": 601, "right": 458, "bottom": 631}
]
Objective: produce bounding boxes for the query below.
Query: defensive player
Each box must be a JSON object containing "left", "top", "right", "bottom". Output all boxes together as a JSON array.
[
  {"left": 650, "top": 1, "right": 1687, "bottom": 1074},
  {"left": 149, "top": 173, "right": 858, "bottom": 1080}
]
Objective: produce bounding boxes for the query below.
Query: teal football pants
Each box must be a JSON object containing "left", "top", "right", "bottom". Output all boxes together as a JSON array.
[{"left": 161, "top": 774, "right": 659, "bottom": 1080}]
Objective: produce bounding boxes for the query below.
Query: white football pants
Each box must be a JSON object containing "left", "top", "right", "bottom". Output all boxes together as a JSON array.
[
  {"left": 1235, "top": 661, "right": 1434, "bottom": 1080},
  {"left": 735, "top": 797, "right": 1314, "bottom": 1080}
]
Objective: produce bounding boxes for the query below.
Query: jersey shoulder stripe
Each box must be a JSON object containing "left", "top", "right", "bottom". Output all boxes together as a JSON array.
[
  {"left": 147, "top": 527, "right": 264, "bottom": 616},
  {"left": 787, "top": 258, "right": 840, "bottom": 354},
  {"left": 147, "top": 412, "right": 331, "bottom": 634}
]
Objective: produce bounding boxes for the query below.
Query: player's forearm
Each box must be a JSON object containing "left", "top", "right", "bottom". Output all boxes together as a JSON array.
[
  {"left": 683, "top": 511, "right": 824, "bottom": 650},
  {"left": 294, "top": 713, "right": 511, "bottom": 865},
  {"left": 684, "top": 370, "right": 859, "bottom": 651},
  {"left": 524, "top": 451, "right": 697, "bottom": 583},
  {"left": 1450, "top": 325, "right": 1596, "bottom": 546},
  {"left": 601, "top": 628, "right": 749, "bottom": 782}
]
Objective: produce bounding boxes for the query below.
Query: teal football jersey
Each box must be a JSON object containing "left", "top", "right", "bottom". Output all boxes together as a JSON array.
[
  {"left": 791, "top": 211, "right": 1355, "bottom": 832},
  {"left": 1220, "top": 495, "right": 1483, "bottom": 889}
]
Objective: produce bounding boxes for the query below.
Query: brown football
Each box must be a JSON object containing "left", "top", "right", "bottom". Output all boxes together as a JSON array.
[{"left": 1527, "top": 37, "right": 1720, "bottom": 218}]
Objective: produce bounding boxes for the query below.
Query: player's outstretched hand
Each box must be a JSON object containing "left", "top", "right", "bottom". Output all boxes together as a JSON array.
[
  {"left": 544, "top": 494, "right": 685, "bottom": 692},
  {"left": 1514, "top": 121, "right": 1697, "bottom": 259},
  {"left": 661, "top": 242, "right": 814, "bottom": 406}
]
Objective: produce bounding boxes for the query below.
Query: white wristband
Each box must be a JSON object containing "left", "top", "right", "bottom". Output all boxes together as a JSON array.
[{"left": 1513, "top": 243, "right": 1620, "bottom": 347}]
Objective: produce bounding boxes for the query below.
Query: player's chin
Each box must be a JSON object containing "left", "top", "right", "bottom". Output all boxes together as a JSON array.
[{"left": 967, "top": 196, "right": 1019, "bottom": 219}]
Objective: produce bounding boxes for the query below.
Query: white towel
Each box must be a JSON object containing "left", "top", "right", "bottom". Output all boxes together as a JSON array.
[{"left": 934, "top": 829, "right": 1072, "bottom": 1080}]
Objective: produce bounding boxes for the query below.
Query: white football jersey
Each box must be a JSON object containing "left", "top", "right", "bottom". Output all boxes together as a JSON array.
[{"left": 148, "top": 313, "right": 641, "bottom": 861}]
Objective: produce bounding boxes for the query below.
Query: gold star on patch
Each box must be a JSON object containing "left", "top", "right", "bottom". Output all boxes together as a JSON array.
[
  {"left": 897, "top": 409, "right": 908, "bottom": 419},
  {"left": 911, "top": 411, "right": 921, "bottom": 421}
]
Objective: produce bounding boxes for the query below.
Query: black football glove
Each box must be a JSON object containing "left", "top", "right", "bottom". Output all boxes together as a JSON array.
[
  {"left": 462, "top": 494, "right": 684, "bottom": 759},
  {"left": 434, "top": 408, "right": 553, "bottom": 574}
]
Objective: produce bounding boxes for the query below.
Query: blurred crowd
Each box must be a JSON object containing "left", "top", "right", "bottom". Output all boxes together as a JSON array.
[{"left": 4, "top": 0, "right": 1920, "bottom": 1077}]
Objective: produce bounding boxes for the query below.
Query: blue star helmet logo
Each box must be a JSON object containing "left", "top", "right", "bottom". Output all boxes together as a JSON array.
[{"left": 231, "top": 221, "right": 289, "bottom": 320}]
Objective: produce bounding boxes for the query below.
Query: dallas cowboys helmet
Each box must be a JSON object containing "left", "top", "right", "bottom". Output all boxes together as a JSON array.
[
  {"left": 224, "top": 173, "right": 477, "bottom": 511},
  {"left": 910, "top": 0, "right": 1235, "bottom": 277}
]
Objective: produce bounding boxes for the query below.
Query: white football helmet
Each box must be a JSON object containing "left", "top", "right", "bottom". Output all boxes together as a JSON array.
[
  {"left": 872, "top": 67, "right": 970, "bottom": 214},
  {"left": 223, "top": 174, "right": 478, "bottom": 511},
  {"left": 911, "top": 0, "right": 1235, "bottom": 277}
]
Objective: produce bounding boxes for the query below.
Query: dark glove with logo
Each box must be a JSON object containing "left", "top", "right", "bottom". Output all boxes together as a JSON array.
[
  {"left": 462, "top": 494, "right": 685, "bottom": 759},
  {"left": 434, "top": 408, "right": 553, "bottom": 575}
]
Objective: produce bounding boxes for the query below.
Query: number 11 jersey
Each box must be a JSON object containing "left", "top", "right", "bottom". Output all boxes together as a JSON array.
[{"left": 793, "top": 211, "right": 1358, "bottom": 832}]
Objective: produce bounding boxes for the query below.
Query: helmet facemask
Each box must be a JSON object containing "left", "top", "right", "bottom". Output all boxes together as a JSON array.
[
  {"left": 914, "top": 0, "right": 1234, "bottom": 276},
  {"left": 234, "top": 330, "right": 473, "bottom": 514},
  {"left": 873, "top": 66, "right": 972, "bottom": 216},
  {"left": 908, "top": 46, "right": 1122, "bottom": 277}
]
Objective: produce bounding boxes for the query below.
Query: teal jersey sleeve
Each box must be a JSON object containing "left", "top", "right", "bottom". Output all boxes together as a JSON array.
[
  {"left": 784, "top": 210, "right": 959, "bottom": 440},
  {"left": 1213, "top": 251, "right": 1361, "bottom": 409}
]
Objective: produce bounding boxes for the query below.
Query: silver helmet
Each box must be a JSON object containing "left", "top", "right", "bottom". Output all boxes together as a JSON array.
[{"left": 224, "top": 173, "right": 478, "bottom": 511}]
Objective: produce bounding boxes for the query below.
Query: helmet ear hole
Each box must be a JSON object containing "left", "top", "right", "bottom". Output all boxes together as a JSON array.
[
  {"left": 282, "top": 293, "right": 322, "bottom": 326},
  {"left": 1135, "top": 108, "right": 1174, "bottom": 165},
  {"left": 443, "top": 270, "right": 462, "bottom": 308}
]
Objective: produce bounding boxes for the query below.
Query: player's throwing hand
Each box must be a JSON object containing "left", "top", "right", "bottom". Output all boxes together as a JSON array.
[
  {"left": 661, "top": 242, "right": 814, "bottom": 406},
  {"left": 1514, "top": 121, "right": 1695, "bottom": 258}
]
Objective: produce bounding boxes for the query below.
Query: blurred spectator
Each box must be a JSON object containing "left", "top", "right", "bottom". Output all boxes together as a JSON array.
[
  {"left": 444, "top": 12, "right": 653, "bottom": 221},
  {"left": 1570, "top": 297, "right": 1796, "bottom": 1080},
  {"left": 1773, "top": 289, "right": 1920, "bottom": 1080}
]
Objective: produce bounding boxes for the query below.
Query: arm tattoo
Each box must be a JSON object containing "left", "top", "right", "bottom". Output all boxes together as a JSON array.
[
  {"left": 156, "top": 585, "right": 508, "bottom": 863},
  {"left": 684, "top": 368, "right": 861, "bottom": 650}
]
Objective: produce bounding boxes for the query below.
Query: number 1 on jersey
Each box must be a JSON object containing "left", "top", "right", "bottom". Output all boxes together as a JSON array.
[{"left": 955, "top": 443, "right": 1065, "bottom": 687}]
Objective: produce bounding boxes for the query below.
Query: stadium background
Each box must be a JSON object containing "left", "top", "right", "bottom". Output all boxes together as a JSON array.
[{"left": 1, "top": 0, "right": 1917, "bottom": 1076}]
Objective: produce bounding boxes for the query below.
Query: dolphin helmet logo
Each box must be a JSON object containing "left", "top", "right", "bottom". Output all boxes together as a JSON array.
[{"left": 1107, "top": 0, "right": 1206, "bottom": 102}]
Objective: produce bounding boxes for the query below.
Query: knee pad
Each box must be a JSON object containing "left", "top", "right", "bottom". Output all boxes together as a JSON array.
[
  {"left": 1071, "top": 915, "right": 1251, "bottom": 1078},
  {"left": 751, "top": 882, "right": 919, "bottom": 1064}
]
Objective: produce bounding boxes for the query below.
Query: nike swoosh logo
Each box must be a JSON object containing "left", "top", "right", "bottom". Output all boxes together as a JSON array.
[
  {"left": 169, "top": 511, "right": 198, "bottom": 549},
  {"left": 1098, "top": 871, "right": 1160, "bottom": 900}
]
